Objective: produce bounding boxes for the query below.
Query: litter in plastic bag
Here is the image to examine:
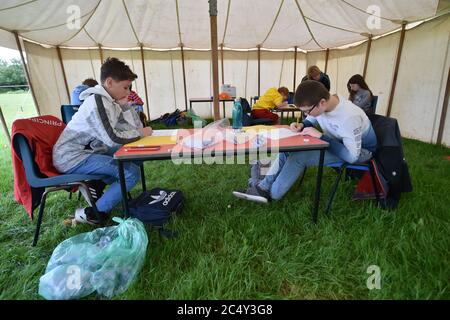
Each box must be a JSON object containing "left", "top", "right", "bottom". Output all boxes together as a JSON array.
[{"left": 38, "top": 217, "right": 148, "bottom": 300}]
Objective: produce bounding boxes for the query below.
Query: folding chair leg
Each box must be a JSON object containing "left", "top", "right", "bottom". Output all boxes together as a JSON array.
[
  {"left": 32, "top": 191, "right": 50, "bottom": 246},
  {"left": 68, "top": 192, "right": 72, "bottom": 200},
  {"left": 77, "top": 191, "right": 81, "bottom": 201},
  {"left": 325, "top": 167, "right": 345, "bottom": 216},
  {"left": 369, "top": 161, "right": 380, "bottom": 206}
]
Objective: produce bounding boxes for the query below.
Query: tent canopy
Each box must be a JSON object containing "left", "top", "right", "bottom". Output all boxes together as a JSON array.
[{"left": 0, "top": 0, "right": 443, "bottom": 50}]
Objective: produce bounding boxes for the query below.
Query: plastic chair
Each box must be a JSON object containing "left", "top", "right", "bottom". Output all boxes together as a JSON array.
[
  {"left": 61, "top": 105, "right": 80, "bottom": 124},
  {"left": 324, "top": 160, "right": 380, "bottom": 215},
  {"left": 369, "top": 96, "right": 378, "bottom": 114},
  {"left": 250, "top": 96, "right": 260, "bottom": 105},
  {"left": 13, "top": 133, "right": 109, "bottom": 246},
  {"left": 240, "top": 98, "right": 274, "bottom": 126}
]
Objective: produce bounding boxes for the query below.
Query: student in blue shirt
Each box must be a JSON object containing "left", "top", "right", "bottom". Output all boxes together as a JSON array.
[{"left": 70, "top": 78, "right": 98, "bottom": 105}]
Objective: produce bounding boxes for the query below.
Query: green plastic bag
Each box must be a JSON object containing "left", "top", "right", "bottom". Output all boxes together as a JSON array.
[
  {"left": 186, "top": 110, "right": 207, "bottom": 127},
  {"left": 38, "top": 217, "right": 148, "bottom": 300}
]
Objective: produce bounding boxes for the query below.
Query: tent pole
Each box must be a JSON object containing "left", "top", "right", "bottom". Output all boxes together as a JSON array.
[
  {"left": 363, "top": 35, "right": 372, "bottom": 78},
  {"left": 220, "top": 43, "right": 224, "bottom": 85},
  {"left": 140, "top": 44, "right": 150, "bottom": 119},
  {"left": 437, "top": 67, "right": 450, "bottom": 145},
  {"left": 324, "top": 48, "right": 330, "bottom": 73},
  {"left": 209, "top": 0, "right": 220, "bottom": 120},
  {"left": 387, "top": 22, "right": 407, "bottom": 117},
  {"left": 56, "top": 46, "right": 70, "bottom": 102},
  {"left": 180, "top": 44, "right": 189, "bottom": 112},
  {"left": 98, "top": 44, "right": 104, "bottom": 64},
  {"left": 0, "top": 106, "right": 11, "bottom": 144},
  {"left": 293, "top": 46, "right": 298, "bottom": 91},
  {"left": 14, "top": 32, "right": 40, "bottom": 115},
  {"left": 257, "top": 45, "right": 261, "bottom": 96}
]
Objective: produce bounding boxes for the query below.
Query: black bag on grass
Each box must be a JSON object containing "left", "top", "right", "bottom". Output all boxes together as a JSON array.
[{"left": 128, "top": 188, "right": 184, "bottom": 227}]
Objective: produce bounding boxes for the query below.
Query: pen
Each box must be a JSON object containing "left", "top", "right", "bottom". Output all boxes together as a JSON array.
[{"left": 125, "top": 146, "right": 161, "bottom": 151}]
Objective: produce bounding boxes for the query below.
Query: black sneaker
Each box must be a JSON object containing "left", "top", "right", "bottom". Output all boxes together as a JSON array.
[
  {"left": 73, "top": 207, "right": 108, "bottom": 225},
  {"left": 232, "top": 184, "right": 270, "bottom": 204},
  {"left": 80, "top": 180, "right": 107, "bottom": 207}
]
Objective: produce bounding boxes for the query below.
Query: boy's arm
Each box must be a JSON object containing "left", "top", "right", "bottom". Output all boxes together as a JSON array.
[
  {"left": 95, "top": 95, "right": 142, "bottom": 147},
  {"left": 320, "top": 116, "right": 362, "bottom": 163}
]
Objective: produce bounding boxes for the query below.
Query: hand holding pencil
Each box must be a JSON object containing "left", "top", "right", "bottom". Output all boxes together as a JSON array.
[{"left": 289, "top": 114, "right": 304, "bottom": 132}]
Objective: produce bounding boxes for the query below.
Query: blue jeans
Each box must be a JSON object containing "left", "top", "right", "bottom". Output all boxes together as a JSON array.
[
  {"left": 258, "top": 127, "right": 377, "bottom": 200},
  {"left": 66, "top": 152, "right": 141, "bottom": 213}
]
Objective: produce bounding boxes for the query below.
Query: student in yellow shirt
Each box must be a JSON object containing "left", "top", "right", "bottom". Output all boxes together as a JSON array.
[{"left": 251, "top": 87, "right": 289, "bottom": 124}]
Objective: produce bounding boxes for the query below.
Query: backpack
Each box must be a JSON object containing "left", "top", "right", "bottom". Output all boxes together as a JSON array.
[
  {"left": 162, "top": 109, "right": 182, "bottom": 126},
  {"left": 128, "top": 188, "right": 184, "bottom": 227}
]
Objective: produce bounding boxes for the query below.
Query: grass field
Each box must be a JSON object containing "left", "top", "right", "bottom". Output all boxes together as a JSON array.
[{"left": 0, "top": 92, "right": 448, "bottom": 300}]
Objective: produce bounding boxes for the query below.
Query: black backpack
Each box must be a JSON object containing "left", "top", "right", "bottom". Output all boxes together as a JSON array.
[{"left": 128, "top": 188, "right": 184, "bottom": 227}]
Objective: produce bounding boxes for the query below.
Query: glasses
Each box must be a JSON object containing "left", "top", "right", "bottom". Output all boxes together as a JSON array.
[{"left": 301, "top": 103, "right": 318, "bottom": 115}]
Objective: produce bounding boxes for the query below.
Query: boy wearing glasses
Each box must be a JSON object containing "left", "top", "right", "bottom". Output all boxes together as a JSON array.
[{"left": 233, "top": 80, "right": 377, "bottom": 203}]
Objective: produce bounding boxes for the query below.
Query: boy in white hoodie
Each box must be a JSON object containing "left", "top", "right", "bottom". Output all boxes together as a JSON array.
[{"left": 53, "top": 57, "right": 152, "bottom": 224}]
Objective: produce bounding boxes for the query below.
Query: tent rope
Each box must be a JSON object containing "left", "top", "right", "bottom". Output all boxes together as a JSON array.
[
  {"left": 294, "top": 0, "right": 324, "bottom": 49},
  {"left": 59, "top": 0, "right": 103, "bottom": 46},
  {"left": 83, "top": 28, "right": 98, "bottom": 46},
  {"left": 339, "top": 0, "right": 395, "bottom": 22},
  {"left": 261, "top": 0, "right": 284, "bottom": 46},
  {"left": 0, "top": 0, "right": 38, "bottom": 12},
  {"left": 18, "top": 10, "right": 94, "bottom": 33},
  {"left": 87, "top": 48, "right": 96, "bottom": 79},
  {"left": 122, "top": 0, "right": 141, "bottom": 45},
  {"left": 305, "top": 16, "right": 361, "bottom": 34},
  {"left": 175, "top": 0, "right": 183, "bottom": 45},
  {"left": 278, "top": 51, "right": 285, "bottom": 87},
  {"left": 221, "top": 0, "right": 231, "bottom": 45}
]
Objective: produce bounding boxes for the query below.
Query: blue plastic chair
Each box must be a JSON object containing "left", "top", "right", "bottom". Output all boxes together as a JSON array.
[
  {"left": 61, "top": 105, "right": 80, "bottom": 124},
  {"left": 324, "top": 160, "right": 380, "bottom": 215},
  {"left": 369, "top": 96, "right": 378, "bottom": 114},
  {"left": 13, "top": 134, "right": 109, "bottom": 246},
  {"left": 240, "top": 97, "right": 274, "bottom": 126}
]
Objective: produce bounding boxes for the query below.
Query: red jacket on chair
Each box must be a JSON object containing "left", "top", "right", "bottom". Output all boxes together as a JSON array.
[{"left": 11, "top": 115, "right": 65, "bottom": 218}]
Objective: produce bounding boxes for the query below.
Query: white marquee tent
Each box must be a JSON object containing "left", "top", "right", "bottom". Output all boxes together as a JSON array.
[{"left": 0, "top": 0, "right": 449, "bottom": 145}]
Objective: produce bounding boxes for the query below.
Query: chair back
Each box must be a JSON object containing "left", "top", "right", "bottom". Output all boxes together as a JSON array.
[
  {"left": 61, "top": 105, "right": 80, "bottom": 124},
  {"left": 370, "top": 96, "right": 378, "bottom": 114},
  {"left": 240, "top": 97, "right": 252, "bottom": 114},
  {"left": 287, "top": 92, "right": 294, "bottom": 104},
  {"left": 13, "top": 134, "right": 48, "bottom": 187}
]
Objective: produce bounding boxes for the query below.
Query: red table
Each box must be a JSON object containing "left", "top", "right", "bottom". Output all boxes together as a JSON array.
[{"left": 114, "top": 126, "right": 329, "bottom": 223}]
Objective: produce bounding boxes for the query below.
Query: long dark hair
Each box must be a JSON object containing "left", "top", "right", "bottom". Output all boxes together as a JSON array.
[{"left": 347, "top": 74, "right": 372, "bottom": 102}]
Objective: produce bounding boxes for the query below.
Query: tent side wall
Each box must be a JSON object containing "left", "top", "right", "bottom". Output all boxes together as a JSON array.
[{"left": 3, "top": 15, "right": 450, "bottom": 146}]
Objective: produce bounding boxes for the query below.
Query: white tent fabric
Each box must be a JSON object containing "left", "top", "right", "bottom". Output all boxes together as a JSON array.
[
  {"left": 0, "top": 1, "right": 449, "bottom": 146},
  {"left": 0, "top": 0, "right": 441, "bottom": 50}
]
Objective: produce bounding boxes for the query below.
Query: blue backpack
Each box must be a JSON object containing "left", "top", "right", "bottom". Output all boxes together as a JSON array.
[{"left": 128, "top": 188, "right": 184, "bottom": 227}]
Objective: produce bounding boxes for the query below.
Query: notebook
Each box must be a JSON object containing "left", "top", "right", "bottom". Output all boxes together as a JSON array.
[{"left": 124, "top": 135, "right": 177, "bottom": 147}]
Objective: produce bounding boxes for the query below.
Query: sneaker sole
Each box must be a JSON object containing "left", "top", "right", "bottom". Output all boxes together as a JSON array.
[{"left": 232, "top": 191, "right": 268, "bottom": 204}]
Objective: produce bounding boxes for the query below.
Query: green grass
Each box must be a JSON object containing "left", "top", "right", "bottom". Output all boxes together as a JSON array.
[{"left": 0, "top": 93, "right": 449, "bottom": 299}]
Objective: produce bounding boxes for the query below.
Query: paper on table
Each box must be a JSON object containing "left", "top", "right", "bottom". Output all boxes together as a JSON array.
[
  {"left": 257, "top": 128, "right": 301, "bottom": 140},
  {"left": 124, "top": 135, "right": 177, "bottom": 147},
  {"left": 242, "top": 125, "right": 274, "bottom": 132},
  {"left": 182, "top": 131, "right": 223, "bottom": 149},
  {"left": 151, "top": 129, "right": 178, "bottom": 137}
]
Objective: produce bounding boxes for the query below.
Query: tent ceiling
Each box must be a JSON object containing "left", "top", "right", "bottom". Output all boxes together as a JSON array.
[{"left": 0, "top": 0, "right": 441, "bottom": 50}]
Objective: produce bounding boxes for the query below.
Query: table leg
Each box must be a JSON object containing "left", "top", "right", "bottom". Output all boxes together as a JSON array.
[
  {"left": 118, "top": 160, "right": 130, "bottom": 217},
  {"left": 312, "top": 149, "right": 325, "bottom": 224},
  {"left": 140, "top": 163, "right": 146, "bottom": 192}
]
